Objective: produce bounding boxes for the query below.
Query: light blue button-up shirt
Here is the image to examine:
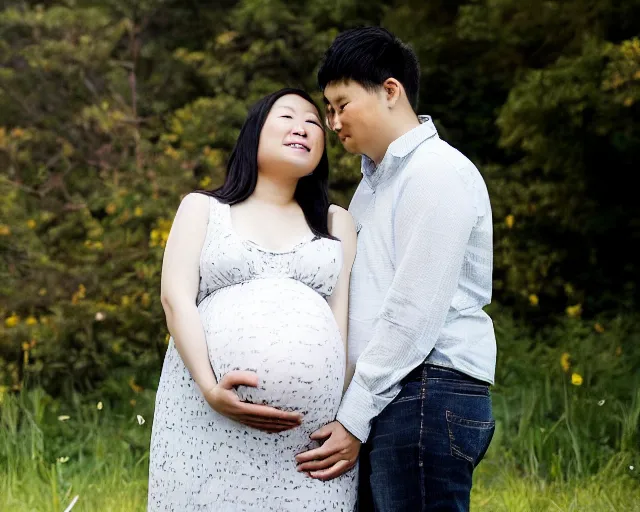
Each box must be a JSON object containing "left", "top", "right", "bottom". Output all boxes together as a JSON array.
[{"left": 336, "top": 116, "right": 497, "bottom": 443}]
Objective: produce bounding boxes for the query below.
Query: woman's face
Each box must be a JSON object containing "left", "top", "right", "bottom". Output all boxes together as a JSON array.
[{"left": 257, "top": 94, "right": 325, "bottom": 179}]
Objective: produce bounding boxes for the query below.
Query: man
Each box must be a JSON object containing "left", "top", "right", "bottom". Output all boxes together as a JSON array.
[{"left": 295, "top": 27, "right": 497, "bottom": 511}]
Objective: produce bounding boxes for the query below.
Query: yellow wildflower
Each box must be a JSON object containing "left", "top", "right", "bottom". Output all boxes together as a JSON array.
[
  {"left": 10, "top": 128, "right": 25, "bottom": 138},
  {"left": 26, "top": 219, "right": 36, "bottom": 229},
  {"left": 121, "top": 296, "right": 131, "bottom": 307},
  {"left": 129, "top": 376, "right": 143, "bottom": 393},
  {"left": 25, "top": 316, "right": 38, "bottom": 326},
  {"left": 150, "top": 220, "right": 171, "bottom": 248},
  {"left": 566, "top": 304, "right": 582, "bottom": 318},
  {"left": 560, "top": 352, "right": 571, "bottom": 373},
  {"left": 134, "top": 206, "right": 143, "bottom": 217},
  {"left": 150, "top": 229, "right": 160, "bottom": 247},
  {"left": 216, "top": 31, "right": 238, "bottom": 46},
  {"left": 529, "top": 294, "right": 539, "bottom": 306},
  {"left": 164, "top": 146, "right": 179, "bottom": 159},
  {"left": 199, "top": 176, "right": 212, "bottom": 188},
  {"left": 505, "top": 215, "right": 515, "bottom": 229},
  {"left": 71, "top": 284, "right": 86, "bottom": 305},
  {"left": 97, "top": 401, "right": 103, "bottom": 410},
  {"left": 5, "top": 313, "right": 20, "bottom": 328},
  {"left": 594, "top": 323, "right": 605, "bottom": 333},
  {"left": 22, "top": 342, "right": 30, "bottom": 351},
  {"left": 0, "top": 224, "right": 10, "bottom": 236},
  {"left": 571, "top": 373, "right": 583, "bottom": 386}
]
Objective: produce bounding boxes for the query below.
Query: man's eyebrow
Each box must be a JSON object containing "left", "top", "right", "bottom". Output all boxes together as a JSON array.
[{"left": 323, "top": 95, "right": 346, "bottom": 106}]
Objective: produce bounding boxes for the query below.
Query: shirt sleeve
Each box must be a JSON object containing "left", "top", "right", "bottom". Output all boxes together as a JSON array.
[{"left": 336, "top": 157, "right": 478, "bottom": 442}]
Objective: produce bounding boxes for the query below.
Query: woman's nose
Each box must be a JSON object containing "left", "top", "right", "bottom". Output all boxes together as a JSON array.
[{"left": 292, "top": 124, "right": 307, "bottom": 137}]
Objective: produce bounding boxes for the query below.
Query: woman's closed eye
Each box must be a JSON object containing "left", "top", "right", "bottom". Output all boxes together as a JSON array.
[{"left": 280, "top": 115, "right": 321, "bottom": 127}]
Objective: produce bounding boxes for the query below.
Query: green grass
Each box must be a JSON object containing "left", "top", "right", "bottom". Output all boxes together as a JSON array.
[
  {"left": 3, "top": 460, "right": 639, "bottom": 512},
  {"left": 1, "top": 387, "right": 639, "bottom": 511},
  {"left": 471, "top": 457, "right": 640, "bottom": 511}
]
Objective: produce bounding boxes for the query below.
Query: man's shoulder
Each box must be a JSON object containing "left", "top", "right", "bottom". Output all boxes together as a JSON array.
[
  {"left": 393, "top": 139, "right": 481, "bottom": 210},
  {"left": 407, "top": 136, "right": 476, "bottom": 174}
]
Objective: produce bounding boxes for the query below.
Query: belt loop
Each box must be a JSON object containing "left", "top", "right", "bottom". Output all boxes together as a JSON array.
[{"left": 420, "top": 361, "right": 428, "bottom": 400}]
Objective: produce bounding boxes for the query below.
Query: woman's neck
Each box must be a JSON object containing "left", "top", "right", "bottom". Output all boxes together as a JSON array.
[{"left": 249, "top": 171, "right": 298, "bottom": 207}]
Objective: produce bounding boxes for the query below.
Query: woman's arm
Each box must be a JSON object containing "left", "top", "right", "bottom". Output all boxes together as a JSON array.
[
  {"left": 327, "top": 205, "right": 358, "bottom": 391},
  {"left": 160, "top": 193, "right": 217, "bottom": 393},
  {"left": 160, "top": 193, "right": 303, "bottom": 432}
]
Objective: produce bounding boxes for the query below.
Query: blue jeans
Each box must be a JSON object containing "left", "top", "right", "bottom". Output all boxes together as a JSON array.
[{"left": 358, "top": 364, "right": 495, "bottom": 512}]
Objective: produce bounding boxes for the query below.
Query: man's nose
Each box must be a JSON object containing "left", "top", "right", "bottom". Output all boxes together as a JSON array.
[{"left": 331, "top": 115, "right": 342, "bottom": 132}]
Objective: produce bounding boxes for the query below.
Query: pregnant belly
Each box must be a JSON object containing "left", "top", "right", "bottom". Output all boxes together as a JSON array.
[{"left": 201, "top": 278, "right": 345, "bottom": 418}]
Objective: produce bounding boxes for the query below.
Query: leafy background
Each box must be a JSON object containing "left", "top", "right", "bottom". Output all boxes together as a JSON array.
[{"left": 1, "top": 1, "right": 639, "bottom": 510}]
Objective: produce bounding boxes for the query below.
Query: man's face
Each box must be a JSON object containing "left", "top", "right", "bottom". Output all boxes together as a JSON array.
[{"left": 323, "top": 80, "right": 387, "bottom": 158}]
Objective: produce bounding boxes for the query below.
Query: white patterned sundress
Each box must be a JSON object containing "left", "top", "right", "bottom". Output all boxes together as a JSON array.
[{"left": 148, "top": 195, "right": 357, "bottom": 511}]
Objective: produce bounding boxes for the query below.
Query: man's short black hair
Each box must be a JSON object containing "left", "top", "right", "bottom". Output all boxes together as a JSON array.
[{"left": 317, "top": 27, "right": 420, "bottom": 111}]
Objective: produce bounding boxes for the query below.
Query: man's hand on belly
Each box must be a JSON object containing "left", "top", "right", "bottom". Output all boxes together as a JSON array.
[
  {"left": 294, "top": 421, "right": 361, "bottom": 480},
  {"left": 204, "top": 370, "right": 303, "bottom": 433}
]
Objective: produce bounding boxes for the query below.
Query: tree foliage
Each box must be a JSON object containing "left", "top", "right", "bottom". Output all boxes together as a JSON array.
[{"left": 1, "top": 0, "right": 639, "bottom": 393}]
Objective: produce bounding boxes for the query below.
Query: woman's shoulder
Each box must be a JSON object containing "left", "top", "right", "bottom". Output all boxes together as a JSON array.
[
  {"left": 178, "top": 191, "right": 210, "bottom": 213},
  {"left": 174, "top": 192, "right": 219, "bottom": 226},
  {"left": 328, "top": 204, "right": 356, "bottom": 241}
]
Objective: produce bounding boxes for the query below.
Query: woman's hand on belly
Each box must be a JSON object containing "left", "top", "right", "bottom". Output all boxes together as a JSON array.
[{"left": 204, "top": 370, "right": 304, "bottom": 433}]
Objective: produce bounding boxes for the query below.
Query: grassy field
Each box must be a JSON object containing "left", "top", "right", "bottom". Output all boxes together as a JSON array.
[
  {"left": 2, "top": 387, "right": 639, "bottom": 512},
  {"left": 3, "top": 456, "right": 639, "bottom": 512}
]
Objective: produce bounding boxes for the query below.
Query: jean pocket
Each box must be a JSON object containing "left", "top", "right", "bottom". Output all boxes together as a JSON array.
[
  {"left": 434, "top": 379, "right": 490, "bottom": 397},
  {"left": 446, "top": 410, "right": 495, "bottom": 466}
]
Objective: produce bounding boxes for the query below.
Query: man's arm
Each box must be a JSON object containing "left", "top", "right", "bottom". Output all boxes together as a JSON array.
[{"left": 336, "top": 157, "right": 477, "bottom": 442}]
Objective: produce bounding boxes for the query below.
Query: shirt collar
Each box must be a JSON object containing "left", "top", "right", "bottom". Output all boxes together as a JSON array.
[{"left": 361, "top": 115, "right": 437, "bottom": 189}]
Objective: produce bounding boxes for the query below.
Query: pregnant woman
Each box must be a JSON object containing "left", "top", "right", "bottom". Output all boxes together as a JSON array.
[{"left": 148, "top": 88, "right": 358, "bottom": 511}]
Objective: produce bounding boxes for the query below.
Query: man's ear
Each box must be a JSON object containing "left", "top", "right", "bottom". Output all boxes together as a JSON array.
[{"left": 383, "top": 78, "right": 402, "bottom": 108}]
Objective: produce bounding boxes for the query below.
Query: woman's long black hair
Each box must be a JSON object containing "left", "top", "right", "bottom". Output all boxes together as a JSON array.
[{"left": 197, "top": 88, "right": 334, "bottom": 239}]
